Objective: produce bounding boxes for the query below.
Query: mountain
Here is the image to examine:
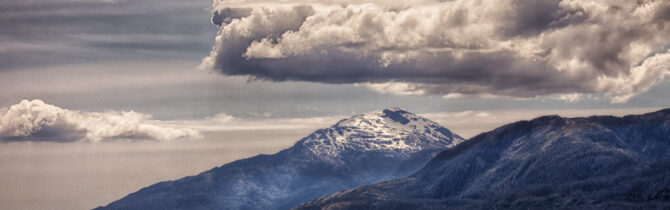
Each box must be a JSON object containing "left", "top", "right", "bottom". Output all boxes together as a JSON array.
[
  {"left": 95, "top": 108, "right": 464, "bottom": 210},
  {"left": 298, "top": 109, "right": 670, "bottom": 209}
]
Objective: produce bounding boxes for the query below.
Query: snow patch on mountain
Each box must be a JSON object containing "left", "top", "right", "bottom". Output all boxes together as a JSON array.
[{"left": 298, "top": 108, "right": 465, "bottom": 162}]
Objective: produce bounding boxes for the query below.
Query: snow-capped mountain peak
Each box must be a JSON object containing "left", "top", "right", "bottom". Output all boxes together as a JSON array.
[
  {"left": 298, "top": 108, "right": 464, "bottom": 160},
  {"left": 334, "top": 108, "right": 446, "bottom": 136},
  {"left": 97, "top": 108, "right": 467, "bottom": 210}
]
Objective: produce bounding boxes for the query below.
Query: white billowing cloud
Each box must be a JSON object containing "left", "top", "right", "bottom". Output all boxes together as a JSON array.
[
  {"left": 207, "top": 113, "right": 236, "bottom": 124},
  {"left": 202, "top": 0, "right": 670, "bottom": 103},
  {"left": 0, "top": 100, "right": 201, "bottom": 142},
  {"left": 599, "top": 49, "right": 670, "bottom": 103}
]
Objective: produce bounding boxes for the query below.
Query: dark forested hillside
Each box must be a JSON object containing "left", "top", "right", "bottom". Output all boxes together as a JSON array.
[{"left": 298, "top": 109, "right": 670, "bottom": 209}]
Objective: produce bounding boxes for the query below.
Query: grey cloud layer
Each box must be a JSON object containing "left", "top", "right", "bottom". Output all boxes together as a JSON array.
[
  {"left": 0, "top": 0, "right": 214, "bottom": 70},
  {"left": 202, "top": 0, "right": 670, "bottom": 102},
  {"left": 0, "top": 100, "right": 201, "bottom": 142}
]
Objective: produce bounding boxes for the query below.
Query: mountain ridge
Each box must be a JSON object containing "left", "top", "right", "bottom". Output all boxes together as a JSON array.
[
  {"left": 297, "top": 108, "right": 670, "bottom": 209},
  {"left": 95, "top": 108, "right": 464, "bottom": 210}
]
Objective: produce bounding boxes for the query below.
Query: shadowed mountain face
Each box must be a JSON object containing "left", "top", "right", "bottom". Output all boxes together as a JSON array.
[
  {"left": 298, "top": 109, "right": 670, "bottom": 210},
  {"left": 95, "top": 108, "right": 464, "bottom": 210}
]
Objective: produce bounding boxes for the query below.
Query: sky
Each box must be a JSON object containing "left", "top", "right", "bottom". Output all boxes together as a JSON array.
[{"left": 0, "top": 0, "right": 669, "bottom": 209}]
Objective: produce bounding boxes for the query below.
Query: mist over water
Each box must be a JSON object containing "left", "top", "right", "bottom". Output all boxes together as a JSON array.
[{"left": 0, "top": 129, "right": 307, "bottom": 210}]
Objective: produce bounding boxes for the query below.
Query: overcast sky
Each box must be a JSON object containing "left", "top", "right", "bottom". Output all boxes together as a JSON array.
[{"left": 0, "top": 0, "right": 669, "bottom": 209}]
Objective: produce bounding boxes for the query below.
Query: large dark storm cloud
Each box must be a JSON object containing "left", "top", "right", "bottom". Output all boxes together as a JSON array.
[{"left": 202, "top": 0, "right": 670, "bottom": 102}]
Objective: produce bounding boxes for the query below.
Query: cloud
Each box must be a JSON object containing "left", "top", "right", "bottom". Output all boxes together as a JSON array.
[
  {"left": 207, "top": 112, "right": 236, "bottom": 124},
  {"left": 201, "top": 0, "right": 670, "bottom": 102},
  {"left": 0, "top": 100, "right": 201, "bottom": 142},
  {"left": 422, "top": 107, "right": 663, "bottom": 138},
  {"left": 180, "top": 112, "right": 344, "bottom": 131},
  {"left": 0, "top": 0, "right": 214, "bottom": 70},
  {"left": 3, "top": 100, "right": 658, "bottom": 143},
  {"left": 187, "top": 107, "right": 664, "bottom": 139}
]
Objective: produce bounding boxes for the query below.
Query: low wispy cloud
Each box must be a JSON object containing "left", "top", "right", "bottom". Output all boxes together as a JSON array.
[
  {"left": 181, "top": 113, "right": 343, "bottom": 131},
  {"left": 1, "top": 100, "right": 660, "bottom": 142},
  {"left": 422, "top": 107, "right": 662, "bottom": 138},
  {"left": 201, "top": 0, "right": 670, "bottom": 103},
  {"left": 0, "top": 99, "right": 340, "bottom": 143},
  {"left": 0, "top": 100, "right": 201, "bottom": 142}
]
